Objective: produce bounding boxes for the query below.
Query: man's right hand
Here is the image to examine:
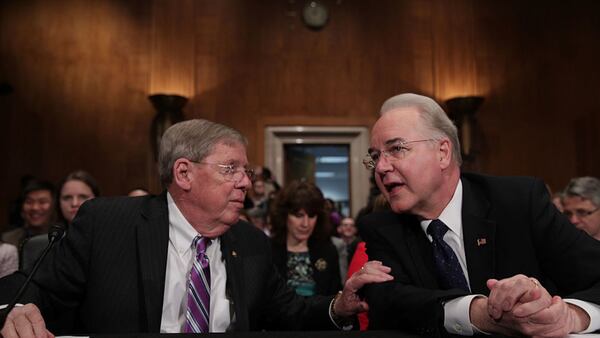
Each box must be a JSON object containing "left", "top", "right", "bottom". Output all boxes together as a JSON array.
[
  {"left": 1, "top": 303, "right": 54, "bottom": 338},
  {"left": 334, "top": 260, "right": 393, "bottom": 317}
]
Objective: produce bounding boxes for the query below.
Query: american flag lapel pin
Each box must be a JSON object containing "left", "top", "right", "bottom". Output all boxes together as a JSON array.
[{"left": 476, "top": 238, "right": 487, "bottom": 246}]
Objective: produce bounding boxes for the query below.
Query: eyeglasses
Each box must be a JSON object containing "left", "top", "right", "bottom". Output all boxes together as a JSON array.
[
  {"left": 362, "top": 139, "right": 436, "bottom": 170},
  {"left": 563, "top": 206, "right": 600, "bottom": 219},
  {"left": 191, "top": 161, "right": 255, "bottom": 182}
]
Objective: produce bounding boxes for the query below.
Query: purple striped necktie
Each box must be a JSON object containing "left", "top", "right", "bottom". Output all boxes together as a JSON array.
[{"left": 184, "top": 236, "right": 211, "bottom": 333}]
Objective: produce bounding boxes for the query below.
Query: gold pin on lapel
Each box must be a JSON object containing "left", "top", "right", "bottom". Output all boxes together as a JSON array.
[
  {"left": 314, "top": 258, "right": 327, "bottom": 271},
  {"left": 476, "top": 238, "right": 487, "bottom": 246},
  {"left": 231, "top": 250, "right": 238, "bottom": 257}
]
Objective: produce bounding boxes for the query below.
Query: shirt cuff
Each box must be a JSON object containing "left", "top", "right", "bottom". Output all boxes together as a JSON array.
[
  {"left": 443, "top": 295, "right": 479, "bottom": 335},
  {"left": 564, "top": 298, "right": 600, "bottom": 333},
  {"left": 328, "top": 292, "right": 353, "bottom": 331}
]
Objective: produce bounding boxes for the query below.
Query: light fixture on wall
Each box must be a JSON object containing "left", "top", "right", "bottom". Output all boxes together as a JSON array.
[
  {"left": 445, "top": 96, "right": 484, "bottom": 162},
  {"left": 149, "top": 94, "right": 187, "bottom": 161}
]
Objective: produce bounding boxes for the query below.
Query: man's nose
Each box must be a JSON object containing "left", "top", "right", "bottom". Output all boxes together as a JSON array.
[
  {"left": 237, "top": 172, "right": 252, "bottom": 190},
  {"left": 375, "top": 154, "right": 394, "bottom": 174},
  {"left": 569, "top": 214, "right": 580, "bottom": 224}
]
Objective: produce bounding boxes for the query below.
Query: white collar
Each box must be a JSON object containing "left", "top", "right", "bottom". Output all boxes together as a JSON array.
[
  {"left": 167, "top": 192, "right": 219, "bottom": 255},
  {"left": 420, "top": 180, "right": 463, "bottom": 239}
]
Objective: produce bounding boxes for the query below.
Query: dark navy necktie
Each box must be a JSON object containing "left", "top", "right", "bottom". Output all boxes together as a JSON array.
[{"left": 427, "top": 219, "right": 470, "bottom": 292}]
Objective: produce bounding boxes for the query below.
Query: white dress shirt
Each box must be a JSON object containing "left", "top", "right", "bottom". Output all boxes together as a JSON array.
[
  {"left": 420, "top": 181, "right": 600, "bottom": 335},
  {"left": 160, "top": 193, "right": 230, "bottom": 333}
]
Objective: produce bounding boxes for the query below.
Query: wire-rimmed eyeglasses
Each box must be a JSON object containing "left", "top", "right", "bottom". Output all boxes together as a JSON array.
[
  {"left": 191, "top": 161, "right": 255, "bottom": 182},
  {"left": 362, "top": 139, "right": 436, "bottom": 170},
  {"left": 563, "top": 206, "right": 600, "bottom": 219}
]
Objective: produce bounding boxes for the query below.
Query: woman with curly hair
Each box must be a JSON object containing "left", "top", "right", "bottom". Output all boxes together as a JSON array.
[{"left": 270, "top": 181, "right": 341, "bottom": 297}]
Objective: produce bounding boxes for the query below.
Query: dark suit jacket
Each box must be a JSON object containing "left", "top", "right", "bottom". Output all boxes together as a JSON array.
[
  {"left": 271, "top": 239, "right": 342, "bottom": 296},
  {"left": 0, "top": 193, "right": 334, "bottom": 334},
  {"left": 359, "top": 173, "right": 600, "bottom": 337}
]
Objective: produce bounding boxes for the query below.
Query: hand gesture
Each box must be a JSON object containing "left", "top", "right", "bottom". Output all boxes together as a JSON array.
[{"left": 333, "top": 260, "right": 393, "bottom": 317}]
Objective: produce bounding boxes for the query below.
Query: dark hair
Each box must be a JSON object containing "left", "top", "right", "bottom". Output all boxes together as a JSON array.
[
  {"left": 262, "top": 167, "right": 272, "bottom": 180},
  {"left": 21, "top": 180, "right": 56, "bottom": 201},
  {"left": 55, "top": 170, "right": 99, "bottom": 226},
  {"left": 59, "top": 170, "right": 100, "bottom": 198},
  {"left": 269, "top": 181, "right": 329, "bottom": 244}
]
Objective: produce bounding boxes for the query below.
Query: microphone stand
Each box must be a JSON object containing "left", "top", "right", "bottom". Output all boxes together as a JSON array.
[{"left": 0, "top": 226, "right": 64, "bottom": 325}]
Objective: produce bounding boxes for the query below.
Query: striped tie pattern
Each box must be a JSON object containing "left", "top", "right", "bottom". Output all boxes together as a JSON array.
[
  {"left": 184, "top": 236, "right": 211, "bottom": 333},
  {"left": 427, "top": 219, "right": 470, "bottom": 292}
]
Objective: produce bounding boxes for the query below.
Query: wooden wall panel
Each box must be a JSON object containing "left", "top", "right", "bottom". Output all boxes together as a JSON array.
[
  {"left": 1, "top": 0, "right": 600, "bottom": 229},
  {"left": 0, "top": 0, "right": 153, "bottom": 228}
]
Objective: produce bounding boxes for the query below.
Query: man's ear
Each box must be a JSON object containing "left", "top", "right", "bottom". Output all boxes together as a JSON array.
[
  {"left": 173, "top": 158, "right": 193, "bottom": 191},
  {"left": 438, "top": 139, "right": 452, "bottom": 169}
]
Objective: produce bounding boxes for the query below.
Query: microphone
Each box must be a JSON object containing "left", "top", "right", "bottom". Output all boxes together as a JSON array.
[{"left": 1, "top": 225, "right": 65, "bottom": 322}]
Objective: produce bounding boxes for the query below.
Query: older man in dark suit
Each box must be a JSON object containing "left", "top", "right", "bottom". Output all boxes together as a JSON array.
[
  {"left": 360, "top": 93, "right": 600, "bottom": 337},
  {"left": 0, "top": 119, "right": 392, "bottom": 337}
]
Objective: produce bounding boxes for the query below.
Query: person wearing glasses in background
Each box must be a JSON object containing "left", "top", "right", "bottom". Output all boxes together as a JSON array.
[
  {"left": 358, "top": 93, "right": 600, "bottom": 337},
  {"left": 562, "top": 176, "right": 600, "bottom": 241},
  {"left": 0, "top": 119, "right": 392, "bottom": 337}
]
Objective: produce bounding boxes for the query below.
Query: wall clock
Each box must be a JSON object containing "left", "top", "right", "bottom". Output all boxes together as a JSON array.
[{"left": 302, "top": 1, "right": 329, "bottom": 29}]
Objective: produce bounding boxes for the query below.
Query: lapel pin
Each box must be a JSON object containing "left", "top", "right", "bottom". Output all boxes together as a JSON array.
[
  {"left": 476, "top": 238, "right": 487, "bottom": 246},
  {"left": 314, "top": 258, "right": 327, "bottom": 271},
  {"left": 231, "top": 250, "right": 238, "bottom": 257}
]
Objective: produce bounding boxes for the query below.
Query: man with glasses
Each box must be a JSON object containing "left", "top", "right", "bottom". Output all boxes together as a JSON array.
[
  {"left": 359, "top": 93, "right": 600, "bottom": 337},
  {"left": 0, "top": 119, "right": 392, "bottom": 336},
  {"left": 562, "top": 176, "right": 600, "bottom": 240}
]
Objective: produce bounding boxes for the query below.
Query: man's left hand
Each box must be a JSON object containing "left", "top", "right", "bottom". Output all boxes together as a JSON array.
[
  {"left": 492, "top": 296, "right": 590, "bottom": 337},
  {"left": 486, "top": 275, "right": 591, "bottom": 337},
  {"left": 333, "top": 260, "right": 393, "bottom": 317},
  {"left": 486, "top": 274, "right": 551, "bottom": 320}
]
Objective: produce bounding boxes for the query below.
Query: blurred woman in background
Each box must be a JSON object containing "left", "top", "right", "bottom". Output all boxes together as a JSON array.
[
  {"left": 270, "top": 181, "right": 341, "bottom": 297},
  {"left": 58, "top": 170, "right": 100, "bottom": 227}
]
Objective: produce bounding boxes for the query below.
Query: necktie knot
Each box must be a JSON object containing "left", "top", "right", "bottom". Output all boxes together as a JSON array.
[
  {"left": 193, "top": 236, "right": 211, "bottom": 257},
  {"left": 427, "top": 219, "right": 449, "bottom": 240}
]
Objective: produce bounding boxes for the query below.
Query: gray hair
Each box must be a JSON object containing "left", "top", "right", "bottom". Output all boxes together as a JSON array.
[
  {"left": 158, "top": 119, "right": 248, "bottom": 185},
  {"left": 563, "top": 176, "right": 600, "bottom": 206},
  {"left": 380, "top": 93, "right": 462, "bottom": 166}
]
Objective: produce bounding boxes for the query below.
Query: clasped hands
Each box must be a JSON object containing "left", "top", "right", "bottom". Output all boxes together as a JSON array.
[{"left": 470, "top": 274, "right": 590, "bottom": 337}]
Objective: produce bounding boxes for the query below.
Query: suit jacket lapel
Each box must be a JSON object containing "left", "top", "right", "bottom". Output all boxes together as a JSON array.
[
  {"left": 403, "top": 215, "right": 439, "bottom": 289},
  {"left": 381, "top": 212, "right": 438, "bottom": 289},
  {"left": 461, "top": 177, "right": 497, "bottom": 295},
  {"left": 220, "top": 226, "right": 248, "bottom": 331},
  {"left": 137, "top": 192, "right": 170, "bottom": 332}
]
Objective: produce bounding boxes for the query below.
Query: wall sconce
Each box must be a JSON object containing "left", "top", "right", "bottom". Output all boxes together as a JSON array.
[
  {"left": 445, "top": 96, "right": 484, "bottom": 161},
  {"left": 149, "top": 94, "right": 187, "bottom": 161}
]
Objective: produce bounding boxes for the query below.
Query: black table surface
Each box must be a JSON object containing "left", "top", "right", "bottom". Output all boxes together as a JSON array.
[{"left": 90, "top": 331, "right": 422, "bottom": 338}]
